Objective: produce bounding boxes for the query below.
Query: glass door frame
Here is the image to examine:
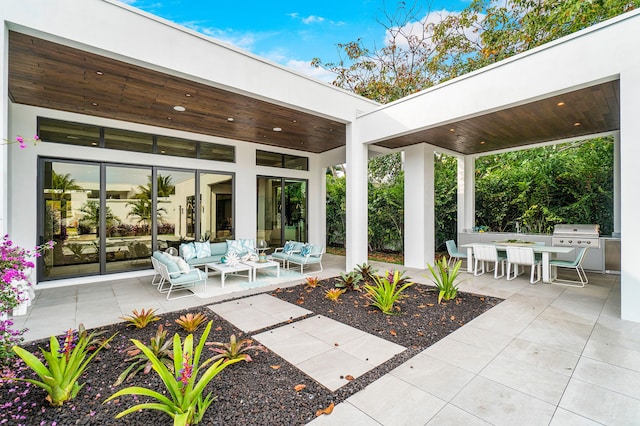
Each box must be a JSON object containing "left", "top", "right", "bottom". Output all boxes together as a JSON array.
[{"left": 257, "top": 176, "right": 308, "bottom": 247}]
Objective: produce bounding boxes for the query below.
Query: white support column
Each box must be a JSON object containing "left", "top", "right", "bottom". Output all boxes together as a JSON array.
[
  {"left": 234, "top": 144, "right": 257, "bottom": 240},
  {"left": 0, "top": 24, "right": 8, "bottom": 236},
  {"left": 458, "top": 155, "right": 476, "bottom": 235},
  {"left": 404, "top": 143, "right": 435, "bottom": 268},
  {"left": 620, "top": 70, "right": 640, "bottom": 322},
  {"left": 613, "top": 131, "right": 621, "bottom": 236},
  {"left": 345, "top": 123, "right": 368, "bottom": 270},
  {"left": 307, "top": 154, "right": 326, "bottom": 245}
]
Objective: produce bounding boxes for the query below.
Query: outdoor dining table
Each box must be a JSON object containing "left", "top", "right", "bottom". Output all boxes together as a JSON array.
[{"left": 460, "top": 242, "right": 575, "bottom": 283}]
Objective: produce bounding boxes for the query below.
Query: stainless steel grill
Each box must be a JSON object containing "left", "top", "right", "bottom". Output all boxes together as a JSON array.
[{"left": 552, "top": 224, "right": 600, "bottom": 248}]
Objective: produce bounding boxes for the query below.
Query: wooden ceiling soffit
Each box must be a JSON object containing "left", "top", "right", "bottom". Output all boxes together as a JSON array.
[{"left": 8, "top": 31, "right": 346, "bottom": 154}]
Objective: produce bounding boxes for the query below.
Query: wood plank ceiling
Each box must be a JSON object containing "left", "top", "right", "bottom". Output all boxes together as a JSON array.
[{"left": 8, "top": 31, "right": 620, "bottom": 156}]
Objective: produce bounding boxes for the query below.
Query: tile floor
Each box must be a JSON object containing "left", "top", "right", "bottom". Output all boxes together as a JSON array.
[{"left": 9, "top": 254, "right": 640, "bottom": 425}]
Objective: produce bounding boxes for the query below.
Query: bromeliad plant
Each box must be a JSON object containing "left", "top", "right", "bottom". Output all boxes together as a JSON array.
[
  {"left": 120, "top": 308, "right": 160, "bottom": 328},
  {"left": 325, "top": 288, "right": 345, "bottom": 302},
  {"left": 304, "top": 276, "right": 320, "bottom": 289},
  {"left": 113, "top": 324, "right": 174, "bottom": 386},
  {"left": 335, "top": 271, "right": 363, "bottom": 291},
  {"left": 10, "top": 324, "right": 116, "bottom": 406},
  {"left": 355, "top": 263, "right": 378, "bottom": 284},
  {"left": 206, "top": 334, "right": 266, "bottom": 363},
  {"left": 106, "top": 321, "right": 241, "bottom": 426},
  {"left": 175, "top": 312, "right": 208, "bottom": 332},
  {"left": 426, "top": 257, "right": 462, "bottom": 304},
  {"left": 364, "top": 270, "right": 414, "bottom": 315}
]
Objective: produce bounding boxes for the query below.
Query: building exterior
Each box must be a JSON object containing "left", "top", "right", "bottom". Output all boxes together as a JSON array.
[{"left": 2, "top": 1, "right": 639, "bottom": 322}]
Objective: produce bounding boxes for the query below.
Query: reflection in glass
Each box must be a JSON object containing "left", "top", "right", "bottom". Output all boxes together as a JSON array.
[
  {"left": 43, "top": 161, "right": 100, "bottom": 279},
  {"left": 257, "top": 178, "right": 307, "bottom": 248},
  {"left": 199, "top": 173, "right": 233, "bottom": 242},
  {"left": 105, "top": 166, "right": 152, "bottom": 272},
  {"left": 257, "top": 178, "right": 282, "bottom": 248},
  {"left": 284, "top": 180, "right": 307, "bottom": 242},
  {"left": 156, "top": 169, "right": 196, "bottom": 251}
]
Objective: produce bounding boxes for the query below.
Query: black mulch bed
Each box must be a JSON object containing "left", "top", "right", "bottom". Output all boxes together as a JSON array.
[{"left": 0, "top": 278, "right": 502, "bottom": 426}]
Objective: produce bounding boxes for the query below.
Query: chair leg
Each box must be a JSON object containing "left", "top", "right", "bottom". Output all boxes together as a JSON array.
[
  {"left": 530, "top": 263, "right": 540, "bottom": 284},
  {"left": 494, "top": 260, "right": 504, "bottom": 279}
]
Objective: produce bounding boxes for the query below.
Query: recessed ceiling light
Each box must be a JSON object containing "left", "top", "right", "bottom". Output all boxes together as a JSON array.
[
  {"left": 227, "top": 117, "right": 234, "bottom": 122},
  {"left": 95, "top": 71, "right": 103, "bottom": 75},
  {"left": 557, "top": 102, "right": 565, "bottom": 106},
  {"left": 91, "top": 142, "right": 97, "bottom": 146},
  {"left": 167, "top": 117, "right": 172, "bottom": 120},
  {"left": 173, "top": 105, "right": 186, "bottom": 112},
  {"left": 574, "top": 122, "right": 581, "bottom": 126},
  {"left": 480, "top": 141, "right": 486, "bottom": 144},
  {"left": 185, "top": 93, "right": 192, "bottom": 97},
  {"left": 91, "top": 102, "right": 98, "bottom": 106},
  {"left": 449, "top": 128, "right": 455, "bottom": 132},
  {"left": 273, "top": 127, "right": 282, "bottom": 132},
  {"left": 160, "top": 150, "right": 166, "bottom": 154},
  {"left": 292, "top": 120, "right": 297, "bottom": 123}
]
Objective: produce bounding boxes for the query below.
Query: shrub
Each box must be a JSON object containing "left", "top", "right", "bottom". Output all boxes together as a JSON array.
[
  {"left": 426, "top": 257, "right": 462, "bottom": 303},
  {"left": 206, "top": 334, "right": 265, "bottom": 363},
  {"left": 335, "top": 271, "right": 363, "bottom": 291},
  {"left": 304, "top": 276, "right": 320, "bottom": 288},
  {"left": 355, "top": 263, "right": 378, "bottom": 283},
  {"left": 120, "top": 308, "right": 160, "bottom": 329},
  {"left": 10, "top": 324, "right": 116, "bottom": 406},
  {"left": 175, "top": 313, "right": 208, "bottom": 332},
  {"left": 325, "top": 288, "right": 345, "bottom": 302},
  {"left": 0, "top": 318, "right": 26, "bottom": 368},
  {"left": 113, "top": 324, "right": 173, "bottom": 386},
  {"left": 105, "top": 321, "right": 241, "bottom": 425},
  {"left": 364, "top": 270, "right": 413, "bottom": 315}
]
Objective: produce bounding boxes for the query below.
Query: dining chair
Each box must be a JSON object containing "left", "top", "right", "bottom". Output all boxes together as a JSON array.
[
  {"left": 506, "top": 246, "right": 541, "bottom": 283},
  {"left": 550, "top": 247, "right": 589, "bottom": 287},
  {"left": 445, "top": 240, "right": 467, "bottom": 268},
  {"left": 472, "top": 244, "right": 506, "bottom": 278}
]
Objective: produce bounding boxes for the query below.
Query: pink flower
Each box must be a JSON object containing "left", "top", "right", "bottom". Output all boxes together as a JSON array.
[{"left": 15, "top": 136, "right": 23, "bottom": 143}]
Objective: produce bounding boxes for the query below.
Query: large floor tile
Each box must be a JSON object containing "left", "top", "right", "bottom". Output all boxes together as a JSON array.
[
  {"left": 500, "top": 338, "right": 579, "bottom": 376},
  {"left": 549, "top": 408, "right": 602, "bottom": 425},
  {"left": 582, "top": 339, "right": 640, "bottom": 372},
  {"left": 467, "top": 299, "right": 540, "bottom": 337},
  {"left": 480, "top": 354, "right": 570, "bottom": 404},
  {"left": 390, "top": 353, "right": 475, "bottom": 401},
  {"left": 447, "top": 324, "right": 513, "bottom": 353},
  {"left": 572, "top": 357, "right": 640, "bottom": 400},
  {"left": 517, "top": 314, "right": 593, "bottom": 355},
  {"left": 451, "top": 376, "right": 556, "bottom": 426},
  {"left": 426, "top": 404, "right": 491, "bottom": 425},
  {"left": 307, "top": 402, "right": 381, "bottom": 425},
  {"left": 348, "top": 374, "right": 446, "bottom": 426},
  {"left": 297, "top": 348, "right": 374, "bottom": 391},
  {"left": 559, "top": 379, "right": 640, "bottom": 425},
  {"left": 421, "top": 337, "right": 496, "bottom": 374},
  {"left": 339, "top": 333, "right": 404, "bottom": 365}
]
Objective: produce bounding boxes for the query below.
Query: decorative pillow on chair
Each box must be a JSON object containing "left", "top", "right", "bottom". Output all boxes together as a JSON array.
[
  {"left": 180, "top": 243, "right": 196, "bottom": 261},
  {"left": 283, "top": 240, "right": 295, "bottom": 254},
  {"left": 194, "top": 241, "right": 211, "bottom": 258},
  {"left": 174, "top": 256, "right": 191, "bottom": 272},
  {"left": 300, "top": 244, "right": 312, "bottom": 256},
  {"left": 240, "top": 239, "right": 256, "bottom": 255}
]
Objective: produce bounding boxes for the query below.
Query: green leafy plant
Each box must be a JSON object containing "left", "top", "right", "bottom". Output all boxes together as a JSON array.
[
  {"left": 355, "top": 263, "right": 378, "bottom": 283},
  {"left": 120, "top": 308, "right": 160, "bottom": 329},
  {"left": 335, "top": 271, "right": 363, "bottom": 291},
  {"left": 383, "top": 269, "right": 411, "bottom": 287},
  {"left": 175, "top": 312, "right": 208, "bottom": 332},
  {"left": 105, "top": 321, "right": 241, "bottom": 426},
  {"left": 364, "top": 270, "right": 413, "bottom": 315},
  {"left": 10, "top": 324, "right": 116, "bottom": 406},
  {"left": 113, "top": 324, "right": 173, "bottom": 386},
  {"left": 206, "top": 334, "right": 265, "bottom": 362},
  {"left": 304, "top": 276, "right": 320, "bottom": 288},
  {"left": 324, "top": 288, "right": 345, "bottom": 302},
  {"left": 426, "top": 257, "right": 462, "bottom": 304}
]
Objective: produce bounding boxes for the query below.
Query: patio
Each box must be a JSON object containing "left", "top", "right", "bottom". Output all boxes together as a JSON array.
[{"left": 10, "top": 254, "right": 639, "bottom": 425}]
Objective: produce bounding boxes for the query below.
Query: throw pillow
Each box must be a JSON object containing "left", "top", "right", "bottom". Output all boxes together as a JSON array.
[
  {"left": 240, "top": 239, "right": 256, "bottom": 255},
  {"left": 194, "top": 241, "right": 211, "bottom": 258},
  {"left": 283, "top": 240, "right": 295, "bottom": 254},
  {"left": 226, "top": 239, "right": 243, "bottom": 256},
  {"left": 300, "top": 244, "right": 312, "bottom": 256},
  {"left": 175, "top": 256, "right": 191, "bottom": 273},
  {"left": 180, "top": 243, "right": 196, "bottom": 261}
]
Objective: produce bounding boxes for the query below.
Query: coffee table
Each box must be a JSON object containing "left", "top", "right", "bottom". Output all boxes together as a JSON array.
[
  {"left": 242, "top": 259, "right": 280, "bottom": 281},
  {"left": 205, "top": 262, "right": 252, "bottom": 288}
]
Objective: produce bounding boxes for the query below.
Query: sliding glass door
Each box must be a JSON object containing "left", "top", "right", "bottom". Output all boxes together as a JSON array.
[
  {"left": 39, "top": 159, "right": 233, "bottom": 281},
  {"left": 257, "top": 177, "right": 307, "bottom": 249}
]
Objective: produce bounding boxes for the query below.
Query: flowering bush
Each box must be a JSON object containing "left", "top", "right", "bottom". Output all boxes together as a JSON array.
[
  {"left": 0, "top": 318, "right": 26, "bottom": 368},
  {"left": 2, "top": 135, "right": 40, "bottom": 150},
  {"left": 0, "top": 235, "right": 54, "bottom": 313}
]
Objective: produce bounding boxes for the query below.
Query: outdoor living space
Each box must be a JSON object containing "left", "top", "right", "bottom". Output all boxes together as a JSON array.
[{"left": 8, "top": 254, "right": 639, "bottom": 425}]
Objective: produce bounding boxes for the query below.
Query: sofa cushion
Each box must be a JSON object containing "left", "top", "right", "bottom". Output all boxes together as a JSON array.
[
  {"left": 175, "top": 256, "right": 191, "bottom": 272},
  {"left": 300, "top": 244, "right": 312, "bottom": 256},
  {"left": 209, "top": 242, "right": 227, "bottom": 256},
  {"left": 180, "top": 243, "right": 196, "bottom": 261},
  {"left": 171, "top": 269, "right": 204, "bottom": 284},
  {"left": 161, "top": 253, "right": 181, "bottom": 274},
  {"left": 226, "top": 239, "right": 243, "bottom": 256},
  {"left": 194, "top": 241, "right": 211, "bottom": 258},
  {"left": 186, "top": 254, "right": 224, "bottom": 266}
]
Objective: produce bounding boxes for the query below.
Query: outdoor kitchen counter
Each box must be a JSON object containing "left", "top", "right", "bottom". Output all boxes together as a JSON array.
[{"left": 460, "top": 242, "right": 574, "bottom": 283}]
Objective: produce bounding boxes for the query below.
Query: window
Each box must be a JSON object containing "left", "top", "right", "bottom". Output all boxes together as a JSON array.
[
  {"left": 37, "top": 117, "right": 235, "bottom": 162},
  {"left": 256, "top": 150, "right": 308, "bottom": 171}
]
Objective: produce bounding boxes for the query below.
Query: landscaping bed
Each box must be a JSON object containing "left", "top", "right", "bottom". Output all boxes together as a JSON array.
[{"left": 0, "top": 278, "right": 501, "bottom": 425}]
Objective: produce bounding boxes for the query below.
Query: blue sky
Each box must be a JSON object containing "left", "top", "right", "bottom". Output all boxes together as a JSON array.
[{"left": 123, "top": 0, "right": 471, "bottom": 81}]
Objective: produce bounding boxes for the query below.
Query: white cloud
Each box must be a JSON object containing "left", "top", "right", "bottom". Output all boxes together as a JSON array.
[
  {"left": 302, "top": 15, "right": 325, "bottom": 24},
  {"left": 288, "top": 12, "right": 343, "bottom": 26},
  {"left": 284, "top": 59, "right": 337, "bottom": 82}
]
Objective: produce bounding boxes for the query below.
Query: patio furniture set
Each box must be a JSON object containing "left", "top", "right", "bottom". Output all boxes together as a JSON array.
[
  {"left": 150, "top": 239, "right": 324, "bottom": 299},
  {"left": 447, "top": 239, "right": 589, "bottom": 287}
]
